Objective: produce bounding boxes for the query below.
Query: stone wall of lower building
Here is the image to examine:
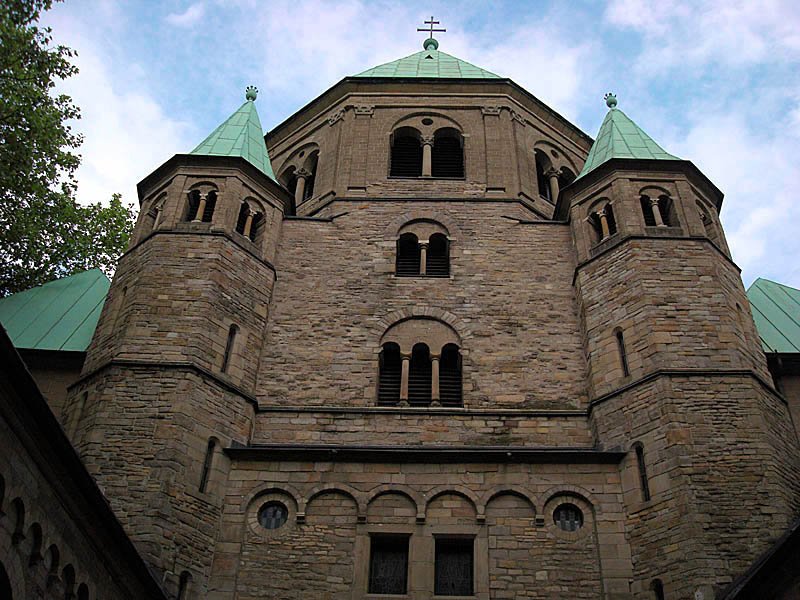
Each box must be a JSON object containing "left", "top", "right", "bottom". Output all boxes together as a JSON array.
[{"left": 208, "top": 459, "right": 631, "bottom": 600}]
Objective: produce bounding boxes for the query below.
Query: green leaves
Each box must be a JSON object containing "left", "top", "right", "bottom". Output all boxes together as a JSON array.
[{"left": 0, "top": 0, "right": 135, "bottom": 296}]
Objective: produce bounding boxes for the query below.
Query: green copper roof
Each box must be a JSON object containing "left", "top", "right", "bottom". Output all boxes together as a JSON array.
[
  {"left": 355, "top": 39, "right": 500, "bottom": 79},
  {"left": 0, "top": 269, "right": 110, "bottom": 352},
  {"left": 191, "top": 86, "right": 276, "bottom": 179},
  {"left": 577, "top": 94, "right": 679, "bottom": 179},
  {"left": 746, "top": 278, "right": 800, "bottom": 353}
]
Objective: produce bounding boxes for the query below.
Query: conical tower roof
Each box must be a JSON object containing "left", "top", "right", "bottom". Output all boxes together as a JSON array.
[
  {"left": 577, "top": 94, "right": 678, "bottom": 179},
  {"left": 191, "top": 86, "right": 276, "bottom": 180},
  {"left": 355, "top": 38, "right": 500, "bottom": 79}
]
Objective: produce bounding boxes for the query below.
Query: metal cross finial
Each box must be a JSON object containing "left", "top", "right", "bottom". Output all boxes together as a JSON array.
[{"left": 417, "top": 16, "right": 446, "bottom": 39}]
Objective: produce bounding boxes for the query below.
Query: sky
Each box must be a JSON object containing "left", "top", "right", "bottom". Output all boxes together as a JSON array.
[{"left": 43, "top": 0, "right": 800, "bottom": 288}]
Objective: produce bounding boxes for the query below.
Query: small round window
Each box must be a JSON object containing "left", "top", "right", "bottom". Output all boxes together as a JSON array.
[
  {"left": 258, "top": 501, "right": 288, "bottom": 530},
  {"left": 421, "top": 118, "right": 434, "bottom": 126},
  {"left": 553, "top": 503, "right": 583, "bottom": 532}
]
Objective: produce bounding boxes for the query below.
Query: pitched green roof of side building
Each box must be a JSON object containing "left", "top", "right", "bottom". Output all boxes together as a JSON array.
[
  {"left": 355, "top": 38, "right": 500, "bottom": 79},
  {"left": 577, "top": 94, "right": 679, "bottom": 179},
  {"left": 747, "top": 278, "right": 800, "bottom": 353},
  {"left": 0, "top": 269, "right": 110, "bottom": 352},
  {"left": 191, "top": 86, "right": 276, "bottom": 180}
]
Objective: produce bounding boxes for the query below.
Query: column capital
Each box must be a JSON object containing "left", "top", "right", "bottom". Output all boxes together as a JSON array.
[
  {"left": 400, "top": 352, "right": 412, "bottom": 360},
  {"left": 295, "top": 168, "right": 312, "bottom": 180},
  {"left": 430, "top": 353, "right": 441, "bottom": 361},
  {"left": 421, "top": 134, "right": 435, "bottom": 146},
  {"left": 544, "top": 167, "right": 560, "bottom": 179}
]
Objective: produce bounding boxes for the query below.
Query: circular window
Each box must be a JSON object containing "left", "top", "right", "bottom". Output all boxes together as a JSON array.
[
  {"left": 553, "top": 503, "right": 583, "bottom": 532},
  {"left": 421, "top": 118, "right": 434, "bottom": 126},
  {"left": 258, "top": 501, "right": 288, "bottom": 530},
  {"left": 298, "top": 150, "right": 305, "bottom": 158}
]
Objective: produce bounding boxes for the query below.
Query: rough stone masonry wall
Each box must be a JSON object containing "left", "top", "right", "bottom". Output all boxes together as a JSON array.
[
  {"left": 209, "top": 460, "right": 627, "bottom": 600},
  {"left": 71, "top": 366, "right": 254, "bottom": 596},
  {"left": 258, "top": 200, "right": 588, "bottom": 415}
]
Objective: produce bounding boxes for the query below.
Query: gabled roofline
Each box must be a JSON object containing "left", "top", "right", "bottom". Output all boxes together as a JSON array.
[
  {"left": 265, "top": 76, "right": 594, "bottom": 150},
  {"left": 137, "top": 154, "right": 292, "bottom": 207},
  {"left": 555, "top": 157, "right": 725, "bottom": 220}
]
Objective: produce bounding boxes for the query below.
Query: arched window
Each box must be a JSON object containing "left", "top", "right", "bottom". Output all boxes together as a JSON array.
[
  {"left": 432, "top": 128, "right": 464, "bottom": 178},
  {"left": 304, "top": 151, "right": 318, "bottom": 200},
  {"left": 651, "top": 579, "right": 665, "bottom": 600},
  {"left": 62, "top": 565, "right": 76, "bottom": 600},
  {"left": 426, "top": 233, "right": 450, "bottom": 277},
  {"left": 439, "top": 344, "right": 462, "bottom": 406},
  {"left": 236, "top": 202, "right": 264, "bottom": 243},
  {"left": 378, "top": 343, "right": 402, "bottom": 405},
  {"left": 396, "top": 233, "right": 421, "bottom": 277},
  {"left": 634, "top": 443, "right": 651, "bottom": 501},
  {"left": 11, "top": 498, "right": 25, "bottom": 544},
  {"left": 589, "top": 202, "right": 617, "bottom": 243},
  {"left": 390, "top": 127, "right": 423, "bottom": 177},
  {"left": 408, "top": 343, "right": 432, "bottom": 406},
  {"left": 0, "top": 473, "right": 5, "bottom": 514},
  {"left": 77, "top": 584, "right": 89, "bottom": 600},
  {"left": 28, "top": 523, "right": 43, "bottom": 566},
  {"left": 535, "top": 149, "right": 553, "bottom": 201},
  {"left": 697, "top": 201, "right": 722, "bottom": 247},
  {"left": 615, "top": 328, "right": 630, "bottom": 377},
  {"left": 185, "top": 189, "right": 216, "bottom": 222},
  {"left": 221, "top": 324, "right": 238, "bottom": 373},
  {"left": 0, "top": 561, "right": 12, "bottom": 600},
  {"left": 199, "top": 438, "right": 217, "bottom": 493},
  {"left": 641, "top": 194, "right": 675, "bottom": 227},
  {"left": 46, "top": 545, "right": 60, "bottom": 586},
  {"left": 177, "top": 571, "right": 192, "bottom": 600},
  {"left": 560, "top": 167, "right": 576, "bottom": 187}
]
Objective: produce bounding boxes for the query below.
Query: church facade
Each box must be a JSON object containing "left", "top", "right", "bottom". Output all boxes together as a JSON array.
[{"left": 22, "top": 37, "right": 800, "bottom": 599}]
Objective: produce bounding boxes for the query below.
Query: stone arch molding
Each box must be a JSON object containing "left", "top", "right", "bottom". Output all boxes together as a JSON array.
[
  {"left": 375, "top": 307, "right": 472, "bottom": 351},
  {"left": 424, "top": 485, "right": 483, "bottom": 521},
  {"left": 481, "top": 486, "right": 537, "bottom": 514},
  {"left": 367, "top": 484, "right": 426, "bottom": 522},
  {"left": 277, "top": 142, "right": 320, "bottom": 179},
  {"left": 390, "top": 112, "right": 464, "bottom": 136},
  {"left": 537, "top": 484, "right": 599, "bottom": 517},
  {"left": 384, "top": 209, "right": 462, "bottom": 241},
  {"left": 532, "top": 139, "right": 578, "bottom": 176}
]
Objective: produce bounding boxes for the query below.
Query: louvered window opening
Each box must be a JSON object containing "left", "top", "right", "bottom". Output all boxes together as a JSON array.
[
  {"left": 408, "top": 344, "right": 432, "bottom": 406},
  {"left": 554, "top": 503, "right": 583, "bottom": 532},
  {"left": 426, "top": 234, "right": 450, "bottom": 277},
  {"left": 396, "top": 234, "right": 421, "bottom": 276},
  {"left": 439, "top": 345, "right": 462, "bottom": 406},
  {"left": 378, "top": 344, "right": 401, "bottom": 405},
  {"left": 236, "top": 204, "right": 249, "bottom": 233},
  {"left": 368, "top": 535, "right": 409, "bottom": 595},
  {"left": 435, "top": 537, "right": 474, "bottom": 596},
  {"left": 432, "top": 135, "right": 464, "bottom": 178},
  {"left": 391, "top": 135, "right": 423, "bottom": 177},
  {"left": 658, "top": 197, "right": 672, "bottom": 226}
]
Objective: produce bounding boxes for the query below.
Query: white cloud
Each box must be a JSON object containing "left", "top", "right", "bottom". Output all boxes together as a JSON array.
[{"left": 166, "top": 3, "right": 206, "bottom": 28}]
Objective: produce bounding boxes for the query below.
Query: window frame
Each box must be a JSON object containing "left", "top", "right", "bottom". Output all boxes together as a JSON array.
[
  {"left": 367, "top": 533, "right": 411, "bottom": 596},
  {"left": 433, "top": 535, "right": 475, "bottom": 597}
]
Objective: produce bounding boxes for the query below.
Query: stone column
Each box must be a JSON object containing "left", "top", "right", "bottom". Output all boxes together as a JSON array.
[
  {"left": 242, "top": 209, "right": 255, "bottom": 238},
  {"left": 546, "top": 168, "right": 560, "bottom": 203},
  {"left": 650, "top": 197, "right": 665, "bottom": 227},
  {"left": 400, "top": 352, "right": 411, "bottom": 403},
  {"left": 421, "top": 134, "right": 434, "bottom": 177},
  {"left": 294, "top": 168, "right": 310, "bottom": 207},
  {"left": 193, "top": 193, "right": 208, "bottom": 222},
  {"left": 597, "top": 207, "right": 611, "bottom": 240},
  {"left": 431, "top": 353, "right": 441, "bottom": 405},
  {"left": 419, "top": 242, "right": 429, "bottom": 276}
]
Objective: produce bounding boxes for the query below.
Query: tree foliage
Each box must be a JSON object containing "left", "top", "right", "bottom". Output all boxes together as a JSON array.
[{"left": 0, "top": 0, "right": 135, "bottom": 296}]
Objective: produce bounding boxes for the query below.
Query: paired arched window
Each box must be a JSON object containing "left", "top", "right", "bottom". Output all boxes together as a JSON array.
[
  {"left": 395, "top": 221, "right": 451, "bottom": 277},
  {"left": 185, "top": 189, "right": 216, "bottom": 222},
  {"left": 534, "top": 149, "right": 575, "bottom": 203},
  {"left": 640, "top": 194, "right": 675, "bottom": 227},
  {"left": 589, "top": 202, "right": 617, "bottom": 243},
  {"left": 235, "top": 201, "right": 264, "bottom": 243},
  {"left": 378, "top": 319, "right": 463, "bottom": 407},
  {"left": 390, "top": 127, "right": 423, "bottom": 177},
  {"left": 431, "top": 128, "right": 464, "bottom": 178}
]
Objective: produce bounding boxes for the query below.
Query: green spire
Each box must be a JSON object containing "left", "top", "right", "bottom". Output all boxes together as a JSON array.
[
  {"left": 577, "top": 93, "right": 678, "bottom": 179},
  {"left": 355, "top": 40, "right": 500, "bottom": 79},
  {"left": 190, "top": 86, "right": 276, "bottom": 180}
]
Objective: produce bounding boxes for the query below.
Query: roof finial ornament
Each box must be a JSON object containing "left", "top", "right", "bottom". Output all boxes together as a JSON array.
[
  {"left": 245, "top": 85, "right": 258, "bottom": 101},
  {"left": 417, "top": 16, "right": 445, "bottom": 51},
  {"left": 604, "top": 92, "right": 617, "bottom": 109}
]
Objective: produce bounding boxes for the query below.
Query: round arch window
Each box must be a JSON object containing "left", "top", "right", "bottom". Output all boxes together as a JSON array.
[
  {"left": 553, "top": 503, "right": 583, "bottom": 532},
  {"left": 258, "top": 501, "right": 289, "bottom": 530}
]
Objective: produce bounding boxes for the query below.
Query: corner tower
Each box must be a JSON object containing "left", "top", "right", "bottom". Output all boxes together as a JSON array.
[
  {"left": 64, "top": 88, "right": 292, "bottom": 596},
  {"left": 563, "top": 94, "right": 800, "bottom": 598}
]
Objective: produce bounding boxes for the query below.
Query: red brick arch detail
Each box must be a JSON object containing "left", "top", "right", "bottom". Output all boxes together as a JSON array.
[
  {"left": 384, "top": 210, "right": 463, "bottom": 242},
  {"left": 481, "top": 486, "right": 537, "bottom": 514},
  {"left": 366, "top": 485, "right": 424, "bottom": 517},
  {"left": 376, "top": 308, "right": 472, "bottom": 346},
  {"left": 536, "top": 484, "right": 599, "bottom": 516},
  {"left": 302, "top": 484, "right": 365, "bottom": 518},
  {"left": 423, "top": 485, "right": 483, "bottom": 521},
  {"left": 240, "top": 483, "right": 303, "bottom": 512}
]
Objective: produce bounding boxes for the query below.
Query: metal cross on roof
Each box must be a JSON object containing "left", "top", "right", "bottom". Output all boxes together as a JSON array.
[{"left": 417, "top": 16, "right": 446, "bottom": 39}]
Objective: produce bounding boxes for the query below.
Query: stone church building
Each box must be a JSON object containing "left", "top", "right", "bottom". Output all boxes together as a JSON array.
[{"left": 2, "top": 35, "right": 800, "bottom": 600}]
